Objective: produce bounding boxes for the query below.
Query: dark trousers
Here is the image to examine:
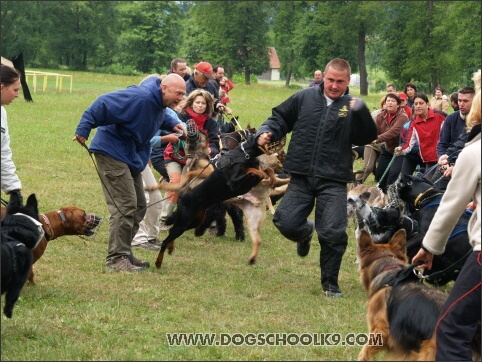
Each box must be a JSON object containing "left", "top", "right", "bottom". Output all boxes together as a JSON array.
[
  {"left": 151, "top": 158, "right": 170, "bottom": 181},
  {"left": 386, "top": 152, "right": 425, "bottom": 187},
  {"left": 273, "top": 175, "right": 348, "bottom": 290},
  {"left": 436, "top": 251, "right": 481, "bottom": 361},
  {"left": 375, "top": 148, "right": 396, "bottom": 192}
]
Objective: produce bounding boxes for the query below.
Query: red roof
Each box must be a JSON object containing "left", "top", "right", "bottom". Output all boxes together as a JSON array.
[{"left": 268, "top": 47, "right": 280, "bottom": 69}]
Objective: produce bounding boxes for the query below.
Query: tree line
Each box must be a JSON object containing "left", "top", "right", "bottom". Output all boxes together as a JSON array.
[{"left": 1, "top": 1, "right": 480, "bottom": 94}]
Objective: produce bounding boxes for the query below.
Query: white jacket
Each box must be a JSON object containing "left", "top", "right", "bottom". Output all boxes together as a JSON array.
[
  {"left": 422, "top": 133, "right": 481, "bottom": 254},
  {"left": 1, "top": 106, "right": 22, "bottom": 193}
]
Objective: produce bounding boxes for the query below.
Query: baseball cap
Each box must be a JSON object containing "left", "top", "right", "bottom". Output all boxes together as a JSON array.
[
  {"left": 398, "top": 93, "right": 408, "bottom": 100},
  {"left": 195, "top": 62, "right": 215, "bottom": 80}
]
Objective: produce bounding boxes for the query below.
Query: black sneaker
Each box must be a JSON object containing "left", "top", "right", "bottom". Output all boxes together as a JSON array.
[
  {"left": 323, "top": 284, "right": 343, "bottom": 298},
  {"left": 148, "top": 238, "right": 162, "bottom": 247},
  {"left": 297, "top": 220, "right": 314, "bottom": 257}
]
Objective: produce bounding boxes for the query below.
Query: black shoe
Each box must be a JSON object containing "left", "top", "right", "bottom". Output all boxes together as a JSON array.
[
  {"left": 148, "top": 238, "right": 162, "bottom": 247},
  {"left": 297, "top": 220, "right": 314, "bottom": 257},
  {"left": 130, "top": 255, "right": 150, "bottom": 269},
  {"left": 323, "top": 284, "right": 343, "bottom": 298}
]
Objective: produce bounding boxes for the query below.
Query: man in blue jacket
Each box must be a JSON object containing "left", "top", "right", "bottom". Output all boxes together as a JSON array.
[
  {"left": 73, "top": 73, "right": 186, "bottom": 272},
  {"left": 256, "top": 58, "right": 377, "bottom": 297}
]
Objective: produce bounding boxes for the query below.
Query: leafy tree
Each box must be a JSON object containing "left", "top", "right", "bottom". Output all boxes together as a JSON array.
[
  {"left": 272, "top": 1, "right": 307, "bottom": 86},
  {"left": 380, "top": 1, "right": 480, "bottom": 92},
  {"left": 293, "top": 2, "right": 358, "bottom": 81},
  {"left": 181, "top": 1, "right": 270, "bottom": 84},
  {"left": 0, "top": 2, "right": 45, "bottom": 65},
  {"left": 116, "top": 1, "right": 184, "bottom": 74}
]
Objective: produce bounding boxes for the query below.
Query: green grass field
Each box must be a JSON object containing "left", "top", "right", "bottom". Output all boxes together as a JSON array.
[{"left": 2, "top": 71, "right": 390, "bottom": 361}]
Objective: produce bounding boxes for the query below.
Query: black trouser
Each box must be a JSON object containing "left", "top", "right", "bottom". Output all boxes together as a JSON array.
[
  {"left": 375, "top": 147, "right": 396, "bottom": 192},
  {"left": 273, "top": 175, "right": 348, "bottom": 291},
  {"left": 151, "top": 158, "right": 170, "bottom": 181},
  {"left": 436, "top": 251, "right": 481, "bottom": 361}
]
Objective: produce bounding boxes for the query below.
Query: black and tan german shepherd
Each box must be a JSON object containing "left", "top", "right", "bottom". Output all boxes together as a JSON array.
[{"left": 357, "top": 228, "right": 480, "bottom": 360}]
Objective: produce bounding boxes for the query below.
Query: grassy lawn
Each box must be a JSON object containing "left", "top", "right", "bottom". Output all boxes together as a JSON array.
[{"left": 2, "top": 71, "right": 388, "bottom": 361}]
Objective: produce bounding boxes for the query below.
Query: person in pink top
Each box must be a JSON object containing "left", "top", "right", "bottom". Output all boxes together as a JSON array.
[{"left": 395, "top": 92, "right": 446, "bottom": 179}]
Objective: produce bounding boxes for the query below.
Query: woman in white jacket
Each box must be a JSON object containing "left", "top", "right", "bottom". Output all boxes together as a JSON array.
[
  {"left": 412, "top": 89, "right": 481, "bottom": 361},
  {"left": 1, "top": 64, "right": 23, "bottom": 202}
]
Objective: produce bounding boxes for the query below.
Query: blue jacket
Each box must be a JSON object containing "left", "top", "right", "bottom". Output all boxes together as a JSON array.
[
  {"left": 436, "top": 111, "right": 466, "bottom": 158},
  {"left": 185, "top": 75, "right": 221, "bottom": 108},
  {"left": 75, "top": 77, "right": 179, "bottom": 174}
]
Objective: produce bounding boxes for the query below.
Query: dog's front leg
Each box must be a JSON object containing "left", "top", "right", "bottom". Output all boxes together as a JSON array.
[{"left": 357, "top": 291, "right": 390, "bottom": 360}]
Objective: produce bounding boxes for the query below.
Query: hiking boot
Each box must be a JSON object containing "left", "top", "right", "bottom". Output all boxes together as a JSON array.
[
  {"left": 148, "top": 238, "right": 162, "bottom": 247},
  {"left": 105, "top": 256, "right": 144, "bottom": 272},
  {"left": 130, "top": 255, "right": 150, "bottom": 268},
  {"left": 132, "top": 242, "right": 160, "bottom": 251},
  {"left": 323, "top": 284, "right": 344, "bottom": 298},
  {"left": 297, "top": 220, "right": 314, "bottom": 257}
]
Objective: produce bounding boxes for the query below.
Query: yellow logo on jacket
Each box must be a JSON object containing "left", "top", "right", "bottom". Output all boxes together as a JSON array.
[{"left": 338, "top": 105, "right": 349, "bottom": 117}]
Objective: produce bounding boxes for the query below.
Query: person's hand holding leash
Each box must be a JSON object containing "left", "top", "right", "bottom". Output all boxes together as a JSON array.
[
  {"left": 411, "top": 246, "right": 434, "bottom": 270},
  {"left": 256, "top": 132, "right": 272, "bottom": 147},
  {"left": 173, "top": 123, "right": 187, "bottom": 137},
  {"left": 72, "top": 134, "right": 87, "bottom": 146}
]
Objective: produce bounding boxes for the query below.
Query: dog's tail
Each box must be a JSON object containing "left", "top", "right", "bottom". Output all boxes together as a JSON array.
[{"left": 147, "top": 167, "right": 213, "bottom": 192}]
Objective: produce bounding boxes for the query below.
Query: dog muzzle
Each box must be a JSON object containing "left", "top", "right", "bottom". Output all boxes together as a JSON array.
[
  {"left": 82, "top": 214, "right": 103, "bottom": 237},
  {"left": 14, "top": 212, "right": 45, "bottom": 249}
]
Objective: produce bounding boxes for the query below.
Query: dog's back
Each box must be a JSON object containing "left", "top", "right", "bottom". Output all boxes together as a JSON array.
[{"left": 357, "top": 229, "right": 446, "bottom": 360}]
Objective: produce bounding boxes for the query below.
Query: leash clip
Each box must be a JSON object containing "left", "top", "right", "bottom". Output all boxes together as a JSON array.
[
  {"left": 413, "top": 268, "right": 426, "bottom": 280},
  {"left": 240, "top": 142, "right": 250, "bottom": 159}
]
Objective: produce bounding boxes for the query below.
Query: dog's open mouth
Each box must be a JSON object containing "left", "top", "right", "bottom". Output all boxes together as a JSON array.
[{"left": 82, "top": 214, "right": 103, "bottom": 237}]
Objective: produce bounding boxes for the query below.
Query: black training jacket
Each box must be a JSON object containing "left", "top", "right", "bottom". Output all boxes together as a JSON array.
[{"left": 256, "top": 85, "right": 377, "bottom": 183}]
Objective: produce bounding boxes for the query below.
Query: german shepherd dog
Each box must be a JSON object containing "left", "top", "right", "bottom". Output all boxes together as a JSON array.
[
  {"left": 357, "top": 228, "right": 447, "bottom": 360},
  {"left": 1, "top": 193, "right": 42, "bottom": 318}
]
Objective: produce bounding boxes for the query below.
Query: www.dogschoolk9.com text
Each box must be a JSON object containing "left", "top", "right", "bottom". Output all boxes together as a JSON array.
[{"left": 166, "top": 332, "right": 383, "bottom": 347}]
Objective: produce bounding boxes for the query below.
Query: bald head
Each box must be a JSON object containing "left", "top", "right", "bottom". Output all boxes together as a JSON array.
[{"left": 161, "top": 73, "right": 186, "bottom": 109}]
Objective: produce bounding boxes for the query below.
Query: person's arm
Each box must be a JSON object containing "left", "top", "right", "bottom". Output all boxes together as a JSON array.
[
  {"left": 1, "top": 124, "right": 22, "bottom": 194},
  {"left": 349, "top": 97, "right": 378, "bottom": 146},
  {"left": 413, "top": 142, "right": 478, "bottom": 268}
]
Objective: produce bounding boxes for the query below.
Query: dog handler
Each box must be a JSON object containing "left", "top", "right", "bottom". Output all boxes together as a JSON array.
[
  {"left": 1, "top": 64, "right": 24, "bottom": 203},
  {"left": 412, "top": 89, "right": 481, "bottom": 361},
  {"left": 73, "top": 73, "right": 186, "bottom": 272},
  {"left": 255, "top": 58, "right": 377, "bottom": 297}
]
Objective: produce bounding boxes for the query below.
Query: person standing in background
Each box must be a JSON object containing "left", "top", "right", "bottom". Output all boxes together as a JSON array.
[
  {"left": 429, "top": 85, "right": 449, "bottom": 114},
  {"left": 309, "top": 70, "right": 323, "bottom": 88}
]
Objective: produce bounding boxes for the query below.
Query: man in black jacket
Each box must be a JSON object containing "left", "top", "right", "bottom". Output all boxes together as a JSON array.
[{"left": 256, "top": 58, "right": 377, "bottom": 297}]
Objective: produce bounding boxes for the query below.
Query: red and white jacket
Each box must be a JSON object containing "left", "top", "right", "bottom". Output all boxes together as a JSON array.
[{"left": 400, "top": 108, "right": 446, "bottom": 162}]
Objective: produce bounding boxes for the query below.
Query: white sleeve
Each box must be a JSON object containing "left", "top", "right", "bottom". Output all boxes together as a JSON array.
[{"left": 1, "top": 106, "right": 22, "bottom": 193}]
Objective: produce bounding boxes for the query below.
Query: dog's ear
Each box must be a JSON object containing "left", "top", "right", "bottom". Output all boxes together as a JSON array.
[
  {"left": 6, "top": 192, "right": 23, "bottom": 214},
  {"left": 358, "top": 229, "right": 373, "bottom": 251},
  {"left": 360, "top": 191, "right": 371, "bottom": 202},
  {"left": 388, "top": 229, "right": 407, "bottom": 255},
  {"left": 25, "top": 194, "right": 38, "bottom": 212}
]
